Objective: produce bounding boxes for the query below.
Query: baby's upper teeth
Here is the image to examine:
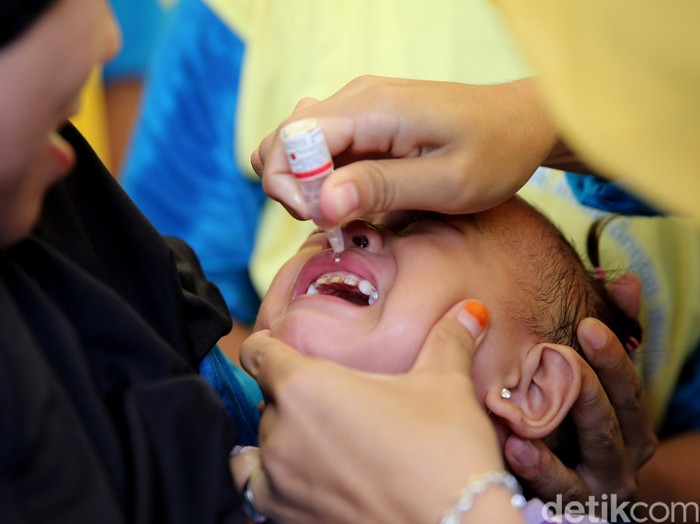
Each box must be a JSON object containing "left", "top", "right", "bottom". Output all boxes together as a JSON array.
[
  {"left": 358, "top": 280, "right": 374, "bottom": 296},
  {"left": 306, "top": 271, "right": 379, "bottom": 304}
]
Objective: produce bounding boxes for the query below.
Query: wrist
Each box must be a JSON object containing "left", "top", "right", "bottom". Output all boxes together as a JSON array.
[
  {"left": 460, "top": 488, "right": 527, "bottom": 524},
  {"left": 544, "top": 138, "right": 599, "bottom": 174},
  {"left": 439, "top": 471, "right": 526, "bottom": 524}
]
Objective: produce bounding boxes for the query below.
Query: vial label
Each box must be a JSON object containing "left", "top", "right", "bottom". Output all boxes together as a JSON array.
[{"left": 281, "top": 119, "right": 333, "bottom": 179}]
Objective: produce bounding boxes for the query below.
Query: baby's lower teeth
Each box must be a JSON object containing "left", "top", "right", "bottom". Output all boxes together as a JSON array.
[{"left": 306, "top": 272, "right": 379, "bottom": 304}]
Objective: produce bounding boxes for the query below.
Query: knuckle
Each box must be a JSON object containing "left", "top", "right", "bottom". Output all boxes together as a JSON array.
[
  {"left": 431, "top": 316, "right": 470, "bottom": 348},
  {"left": 620, "top": 375, "right": 646, "bottom": 411},
  {"left": 616, "top": 476, "right": 639, "bottom": 501},
  {"left": 592, "top": 416, "right": 621, "bottom": 449},
  {"left": 559, "top": 482, "right": 586, "bottom": 504},
  {"left": 362, "top": 161, "right": 395, "bottom": 214},
  {"left": 262, "top": 436, "right": 293, "bottom": 495},
  {"left": 350, "top": 74, "right": 379, "bottom": 88},
  {"left": 639, "top": 434, "right": 659, "bottom": 466},
  {"left": 361, "top": 78, "right": 395, "bottom": 107},
  {"left": 441, "top": 157, "right": 477, "bottom": 211},
  {"left": 275, "top": 366, "right": 315, "bottom": 408}
]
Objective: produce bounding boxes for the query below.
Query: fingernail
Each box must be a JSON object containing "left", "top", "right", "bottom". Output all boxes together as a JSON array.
[
  {"left": 457, "top": 299, "right": 489, "bottom": 339},
  {"left": 230, "top": 445, "right": 258, "bottom": 457},
  {"left": 511, "top": 437, "right": 539, "bottom": 469},
  {"left": 580, "top": 318, "right": 609, "bottom": 350},
  {"left": 330, "top": 182, "right": 359, "bottom": 221}
]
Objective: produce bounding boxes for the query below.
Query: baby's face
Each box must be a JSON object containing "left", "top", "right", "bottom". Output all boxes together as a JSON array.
[{"left": 255, "top": 198, "right": 543, "bottom": 376}]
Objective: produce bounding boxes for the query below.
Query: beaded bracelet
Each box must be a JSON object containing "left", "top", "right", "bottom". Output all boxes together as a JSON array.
[{"left": 439, "top": 471, "right": 527, "bottom": 524}]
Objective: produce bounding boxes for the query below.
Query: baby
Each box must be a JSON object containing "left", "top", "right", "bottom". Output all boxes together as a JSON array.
[{"left": 253, "top": 195, "right": 640, "bottom": 463}]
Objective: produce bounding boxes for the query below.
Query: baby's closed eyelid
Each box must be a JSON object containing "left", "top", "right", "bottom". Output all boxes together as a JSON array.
[{"left": 392, "top": 211, "right": 465, "bottom": 236}]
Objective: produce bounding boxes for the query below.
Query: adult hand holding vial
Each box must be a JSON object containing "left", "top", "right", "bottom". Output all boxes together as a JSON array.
[{"left": 281, "top": 118, "right": 345, "bottom": 260}]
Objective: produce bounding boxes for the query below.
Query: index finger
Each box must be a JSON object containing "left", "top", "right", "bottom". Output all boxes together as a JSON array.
[
  {"left": 577, "top": 317, "right": 657, "bottom": 465},
  {"left": 571, "top": 360, "right": 626, "bottom": 480}
]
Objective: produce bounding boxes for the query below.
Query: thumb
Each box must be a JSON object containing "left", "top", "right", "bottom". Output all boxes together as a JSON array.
[
  {"left": 240, "top": 329, "right": 309, "bottom": 402},
  {"left": 319, "top": 155, "right": 479, "bottom": 224},
  {"left": 411, "top": 299, "right": 490, "bottom": 374}
]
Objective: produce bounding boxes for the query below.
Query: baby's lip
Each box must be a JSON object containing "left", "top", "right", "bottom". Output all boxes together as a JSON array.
[{"left": 292, "top": 249, "right": 382, "bottom": 304}]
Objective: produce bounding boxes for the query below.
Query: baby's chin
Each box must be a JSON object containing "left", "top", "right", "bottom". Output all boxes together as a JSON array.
[
  {"left": 267, "top": 320, "right": 413, "bottom": 374},
  {"left": 268, "top": 320, "right": 353, "bottom": 362},
  {"left": 267, "top": 323, "right": 314, "bottom": 357}
]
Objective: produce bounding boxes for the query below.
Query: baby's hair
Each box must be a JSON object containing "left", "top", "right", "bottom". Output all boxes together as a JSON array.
[
  {"left": 586, "top": 215, "right": 643, "bottom": 353},
  {"left": 501, "top": 202, "right": 642, "bottom": 473},
  {"left": 507, "top": 204, "right": 642, "bottom": 357}
]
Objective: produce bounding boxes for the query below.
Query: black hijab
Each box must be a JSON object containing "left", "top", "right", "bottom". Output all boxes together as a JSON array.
[{"left": 0, "top": 0, "right": 57, "bottom": 48}]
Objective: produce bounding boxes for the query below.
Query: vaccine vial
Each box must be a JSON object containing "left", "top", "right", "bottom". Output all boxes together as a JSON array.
[{"left": 280, "top": 118, "right": 345, "bottom": 258}]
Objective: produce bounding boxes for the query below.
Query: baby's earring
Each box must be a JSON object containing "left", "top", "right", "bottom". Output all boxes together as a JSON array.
[{"left": 500, "top": 388, "right": 512, "bottom": 400}]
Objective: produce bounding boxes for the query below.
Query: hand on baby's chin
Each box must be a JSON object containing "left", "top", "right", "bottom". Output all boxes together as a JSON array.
[{"left": 265, "top": 323, "right": 406, "bottom": 375}]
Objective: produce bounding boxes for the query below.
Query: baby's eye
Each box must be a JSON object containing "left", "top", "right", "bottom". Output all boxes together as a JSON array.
[
  {"left": 376, "top": 210, "right": 434, "bottom": 232},
  {"left": 399, "top": 211, "right": 447, "bottom": 231},
  {"left": 393, "top": 211, "right": 467, "bottom": 236},
  {"left": 408, "top": 211, "right": 442, "bottom": 223}
]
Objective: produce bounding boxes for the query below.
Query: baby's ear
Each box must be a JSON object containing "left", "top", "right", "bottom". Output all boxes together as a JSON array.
[
  {"left": 484, "top": 343, "right": 582, "bottom": 440},
  {"left": 606, "top": 272, "right": 642, "bottom": 319}
]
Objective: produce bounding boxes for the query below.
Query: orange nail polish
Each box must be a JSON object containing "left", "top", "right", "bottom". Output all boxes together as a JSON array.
[{"left": 464, "top": 300, "right": 489, "bottom": 329}]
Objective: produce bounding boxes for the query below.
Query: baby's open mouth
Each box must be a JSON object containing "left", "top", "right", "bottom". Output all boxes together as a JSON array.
[{"left": 305, "top": 271, "right": 379, "bottom": 306}]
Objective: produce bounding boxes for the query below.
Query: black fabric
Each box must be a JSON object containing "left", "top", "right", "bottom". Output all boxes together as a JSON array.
[
  {"left": 0, "top": 0, "right": 56, "bottom": 48},
  {"left": 0, "top": 124, "right": 243, "bottom": 523}
]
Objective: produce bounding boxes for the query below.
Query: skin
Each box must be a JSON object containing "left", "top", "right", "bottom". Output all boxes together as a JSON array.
[
  {"left": 0, "top": 0, "right": 121, "bottom": 248},
  {"left": 233, "top": 312, "right": 653, "bottom": 523},
  {"left": 256, "top": 203, "right": 532, "bottom": 374},
  {"left": 0, "top": 4, "right": 660, "bottom": 518},
  {"left": 240, "top": 75, "right": 659, "bottom": 518},
  {"left": 237, "top": 300, "right": 527, "bottom": 524},
  {"left": 251, "top": 76, "right": 591, "bottom": 229},
  {"left": 255, "top": 198, "right": 579, "bottom": 411},
  {"left": 242, "top": 198, "right": 603, "bottom": 524}
]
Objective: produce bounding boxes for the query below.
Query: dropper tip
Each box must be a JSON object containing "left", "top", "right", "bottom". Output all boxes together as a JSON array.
[{"left": 326, "top": 226, "right": 345, "bottom": 262}]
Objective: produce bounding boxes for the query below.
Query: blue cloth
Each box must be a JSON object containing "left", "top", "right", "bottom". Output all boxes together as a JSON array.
[
  {"left": 565, "top": 172, "right": 663, "bottom": 216},
  {"left": 105, "top": 0, "right": 170, "bottom": 81},
  {"left": 200, "top": 346, "right": 262, "bottom": 446},
  {"left": 121, "top": 0, "right": 266, "bottom": 324}
]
